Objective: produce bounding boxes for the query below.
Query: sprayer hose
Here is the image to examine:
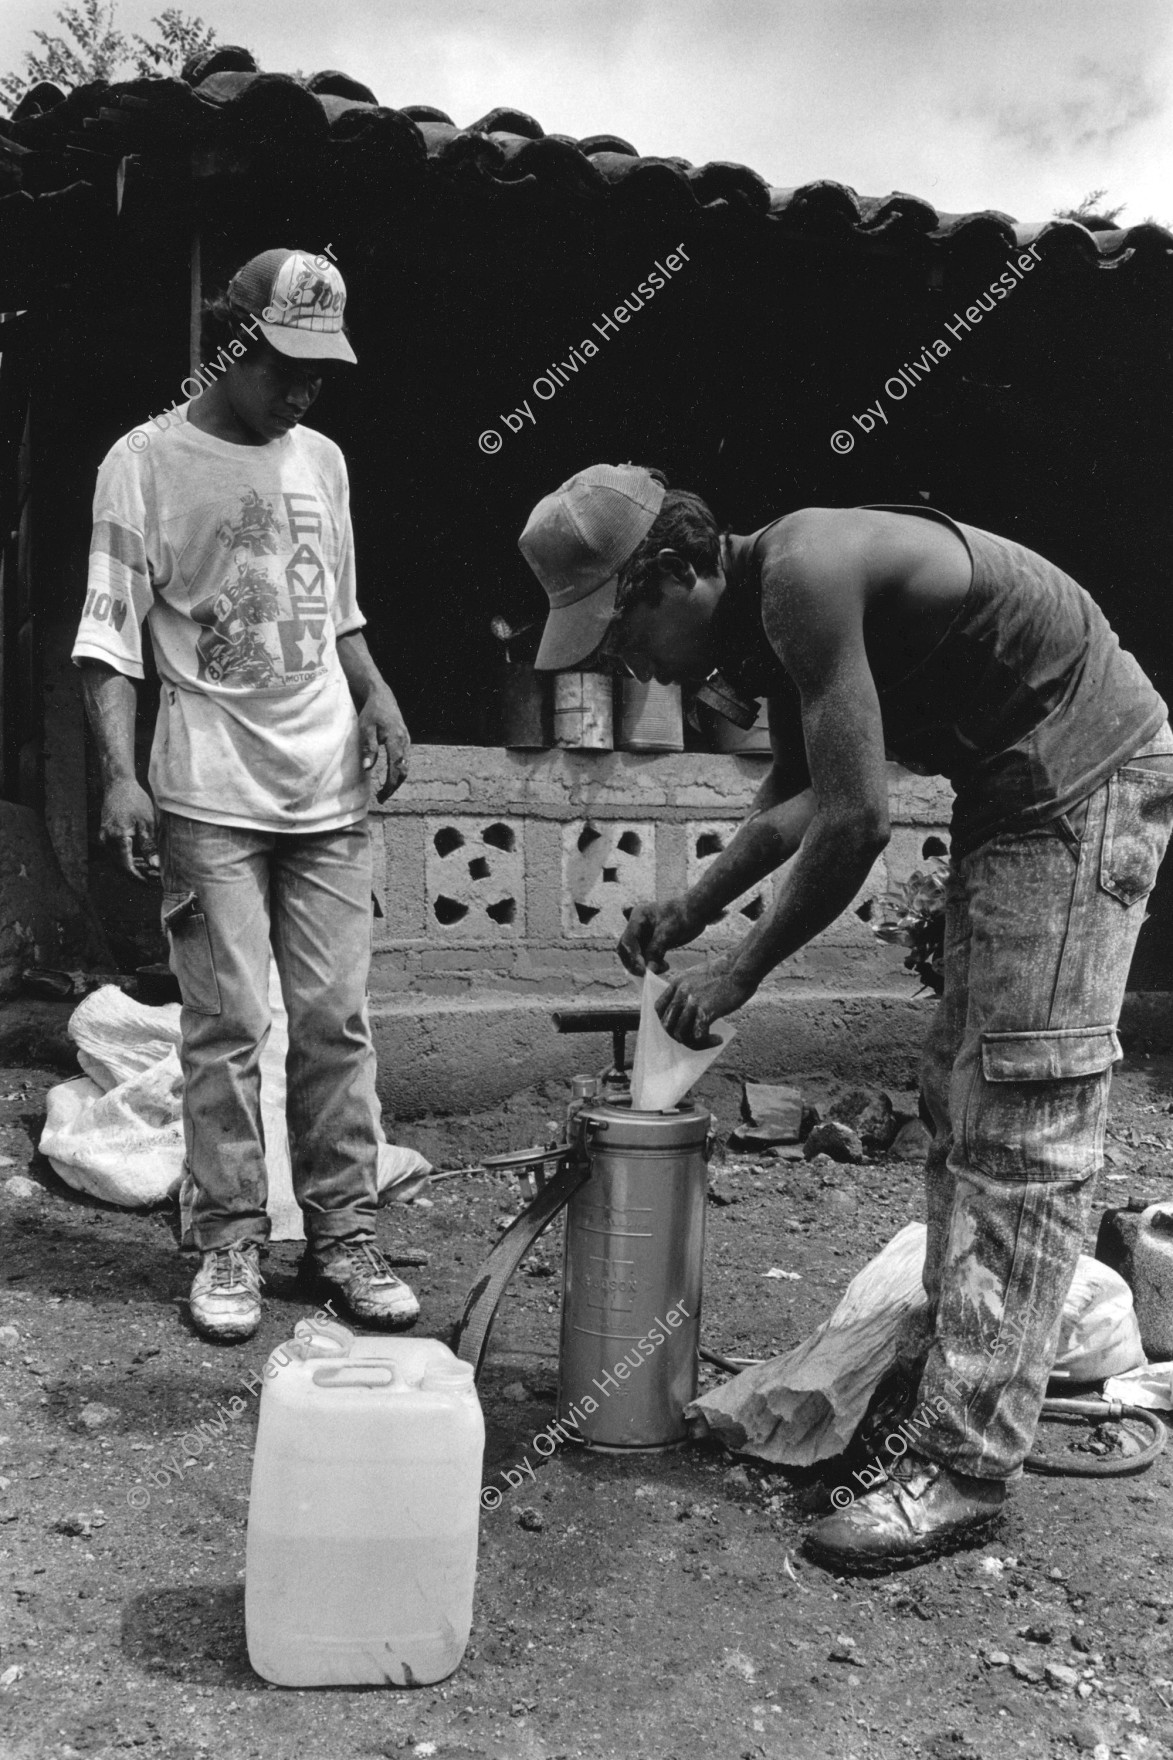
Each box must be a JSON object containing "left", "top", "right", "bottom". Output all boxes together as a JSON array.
[{"left": 1026, "top": 1397, "right": 1167, "bottom": 1477}]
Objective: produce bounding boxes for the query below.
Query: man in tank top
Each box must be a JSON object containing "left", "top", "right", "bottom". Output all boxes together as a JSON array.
[{"left": 519, "top": 463, "right": 1173, "bottom": 1571}]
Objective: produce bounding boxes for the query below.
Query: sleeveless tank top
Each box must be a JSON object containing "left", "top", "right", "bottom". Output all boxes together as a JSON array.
[{"left": 712, "top": 504, "right": 1167, "bottom": 857}]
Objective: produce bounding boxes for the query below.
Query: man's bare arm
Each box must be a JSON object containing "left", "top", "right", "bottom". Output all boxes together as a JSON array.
[
  {"left": 336, "top": 631, "right": 411, "bottom": 802},
  {"left": 78, "top": 659, "right": 157, "bottom": 881},
  {"left": 657, "top": 518, "right": 890, "bottom": 1041},
  {"left": 617, "top": 684, "right": 816, "bottom": 974}
]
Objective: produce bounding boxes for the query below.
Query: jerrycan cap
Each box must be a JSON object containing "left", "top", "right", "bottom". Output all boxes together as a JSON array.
[
  {"left": 292, "top": 1316, "right": 355, "bottom": 1359},
  {"left": 420, "top": 1359, "right": 476, "bottom": 1393}
]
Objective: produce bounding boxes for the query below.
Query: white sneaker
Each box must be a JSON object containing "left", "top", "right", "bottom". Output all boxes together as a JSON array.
[
  {"left": 189, "top": 1244, "right": 263, "bottom": 1342},
  {"left": 308, "top": 1239, "right": 419, "bottom": 1330}
]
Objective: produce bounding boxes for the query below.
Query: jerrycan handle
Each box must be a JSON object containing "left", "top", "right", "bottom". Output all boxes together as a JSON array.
[
  {"left": 311, "top": 1364, "right": 396, "bottom": 1389},
  {"left": 293, "top": 1316, "right": 355, "bottom": 1359}
]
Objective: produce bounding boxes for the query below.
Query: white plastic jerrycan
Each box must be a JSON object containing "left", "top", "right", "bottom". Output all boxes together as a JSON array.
[{"left": 245, "top": 1317, "right": 484, "bottom": 1688}]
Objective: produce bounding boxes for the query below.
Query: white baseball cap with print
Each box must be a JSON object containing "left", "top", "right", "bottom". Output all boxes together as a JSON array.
[{"left": 227, "top": 247, "right": 357, "bottom": 365}]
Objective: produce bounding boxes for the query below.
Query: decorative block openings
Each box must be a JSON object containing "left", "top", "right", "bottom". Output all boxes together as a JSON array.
[
  {"left": 686, "top": 821, "right": 773, "bottom": 943},
  {"left": 424, "top": 817, "right": 525, "bottom": 939},
  {"left": 562, "top": 822, "right": 656, "bottom": 939}
]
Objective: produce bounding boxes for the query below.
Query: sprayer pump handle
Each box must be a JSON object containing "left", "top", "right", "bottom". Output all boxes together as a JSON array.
[{"left": 480, "top": 1143, "right": 576, "bottom": 1172}]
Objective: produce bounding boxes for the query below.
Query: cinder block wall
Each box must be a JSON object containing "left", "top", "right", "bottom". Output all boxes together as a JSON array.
[{"left": 366, "top": 747, "right": 952, "bottom": 1112}]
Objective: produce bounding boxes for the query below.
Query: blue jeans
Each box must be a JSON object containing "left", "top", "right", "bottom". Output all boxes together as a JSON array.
[
  {"left": 916, "top": 729, "right": 1173, "bottom": 1479},
  {"left": 158, "top": 812, "right": 380, "bottom": 1253}
]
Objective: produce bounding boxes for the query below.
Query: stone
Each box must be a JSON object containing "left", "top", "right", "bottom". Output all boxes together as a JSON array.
[
  {"left": 738, "top": 1081, "right": 803, "bottom": 1145},
  {"left": 0, "top": 1175, "right": 43, "bottom": 1204},
  {"left": 890, "top": 1120, "right": 933, "bottom": 1163},
  {"left": 1068, "top": 1722, "right": 1103, "bottom": 1753},
  {"left": 1010, "top": 1657, "right": 1043, "bottom": 1683},
  {"left": 823, "top": 1188, "right": 858, "bottom": 1214},
  {"left": 77, "top": 1403, "right": 119, "bottom": 1431},
  {"left": 987, "top": 1651, "right": 1011, "bottom": 1667},
  {"left": 0, "top": 1325, "right": 20, "bottom": 1350},
  {"left": 1045, "top": 1664, "right": 1081, "bottom": 1690},
  {"left": 856, "top": 1091, "right": 899, "bottom": 1154},
  {"left": 54, "top": 1511, "right": 107, "bottom": 1537},
  {"left": 516, "top": 1506, "right": 544, "bottom": 1532},
  {"left": 803, "top": 1121, "right": 864, "bottom": 1165},
  {"left": 501, "top": 1382, "right": 530, "bottom": 1403}
]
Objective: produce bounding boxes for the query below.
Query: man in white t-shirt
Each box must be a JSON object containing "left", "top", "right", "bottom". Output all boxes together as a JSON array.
[{"left": 73, "top": 248, "right": 420, "bottom": 1343}]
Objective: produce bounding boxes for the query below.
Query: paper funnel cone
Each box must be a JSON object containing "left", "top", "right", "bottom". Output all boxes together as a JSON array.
[{"left": 630, "top": 970, "right": 736, "bottom": 1111}]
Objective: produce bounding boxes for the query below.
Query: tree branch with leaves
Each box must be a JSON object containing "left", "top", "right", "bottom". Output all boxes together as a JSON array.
[{"left": 0, "top": 0, "right": 217, "bottom": 107}]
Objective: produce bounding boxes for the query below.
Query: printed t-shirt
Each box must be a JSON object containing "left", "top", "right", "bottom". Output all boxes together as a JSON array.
[{"left": 72, "top": 405, "right": 367, "bottom": 832}]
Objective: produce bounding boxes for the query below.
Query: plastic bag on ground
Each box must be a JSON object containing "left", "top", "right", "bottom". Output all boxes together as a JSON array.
[
  {"left": 630, "top": 970, "right": 735, "bottom": 1111},
  {"left": 688, "top": 1224, "right": 1147, "bottom": 1466},
  {"left": 1050, "top": 1258, "right": 1144, "bottom": 1383},
  {"left": 68, "top": 985, "right": 181, "bottom": 1089},
  {"left": 688, "top": 1222, "right": 929, "bottom": 1465},
  {"left": 41, "top": 1060, "right": 186, "bottom": 1209},
  {"left": 1103, "top": 1362, "right": 1173, "bottom": 1411},
  {"left": 40, "top": 980, "right": 431, "bottom": 1237}
]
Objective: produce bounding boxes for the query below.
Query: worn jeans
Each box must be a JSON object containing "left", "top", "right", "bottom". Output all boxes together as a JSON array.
[
  {"left": 158, "top": 811, "right": 380, "bottom": 1253},
  {"left": 916, "top": 729, "right": 1173, "bottom": 1479}
]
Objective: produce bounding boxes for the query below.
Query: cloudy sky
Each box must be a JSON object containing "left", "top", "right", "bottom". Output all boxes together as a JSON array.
[{"left": 2, "top": 0, "right": 1170, "bottom": 225}]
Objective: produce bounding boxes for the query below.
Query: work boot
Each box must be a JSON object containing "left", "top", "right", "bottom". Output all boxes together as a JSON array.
[
  {"left": 189, "top": 1244, "right": 263, "bottom": 1343},
  {"left": 805, "top": 1450, "right": 1006, "bottom": 1574},
  {"left": 304, "top": 1238, "right": 419, "bottom": 1330}
]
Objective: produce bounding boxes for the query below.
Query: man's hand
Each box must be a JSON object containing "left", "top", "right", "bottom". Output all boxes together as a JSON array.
[
  {"left": 617, "top": 897, "right": 702, "bottom": 976},
  {"left": 656, "top": 958, "right": 755, "bottom": 1047},
  {"left": 358, "top": 689, "right": 411, "bottom": 803},
  {"left": 100, "top": 778, "right": 158, "bottom": 882}
]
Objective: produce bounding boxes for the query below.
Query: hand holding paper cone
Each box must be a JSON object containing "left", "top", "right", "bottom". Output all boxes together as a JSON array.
[
  {"left": 631, "top": 971, "right": 736, "bottom": 1110},
  {"left": 654, "top": 956, "right": 754, "bottom": 1049}
]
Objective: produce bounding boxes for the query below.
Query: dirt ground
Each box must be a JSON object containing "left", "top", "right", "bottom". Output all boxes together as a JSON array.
[{"left": 2, "top": 1025, "right": 1173, "bottom": 1760}]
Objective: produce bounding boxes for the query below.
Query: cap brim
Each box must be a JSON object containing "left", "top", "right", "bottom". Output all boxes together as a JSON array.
[
  {"left": 257, "top": 320, "right": 357, "bottom": 365},
  {"left": 533, "top": 574, "right": 620, "bottom": 670}
]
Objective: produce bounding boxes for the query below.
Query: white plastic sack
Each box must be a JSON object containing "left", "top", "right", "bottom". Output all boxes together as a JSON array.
[
  {"left": 41, "top": 1060, "right": 186, "bottom": 1208},
  {"left": 630, "top": 970, "right": 735, "bottom": 1110},
  {"left": 1051, "top": 1258, "right": 1144, "bottom": 1383},
  {"left": 68, "top": 986, "right": 181, "bottom": 1089},
  {"left": 689, "top": 1224, "right": 1146, "bottom": 1466},
  {"left": 688, "top": 1222, "right": 929, "bottom": 1465},
  {"left": 40, "top": 980, "right": 431, "bottom": 1234},
  {"left": 1103, "top": 1362, "right": 1173, "bottom": 1411}
]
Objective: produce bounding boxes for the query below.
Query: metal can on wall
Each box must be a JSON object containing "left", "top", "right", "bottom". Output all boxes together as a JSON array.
[
  {"left": 618, "top": 678, "right": 684, "bottom": 751},
  {"left": 553, "top": 671, "right": 614, "bottom": 750},
  {"left": 495, "top": 661, "right": 551, "bottom": 749}
]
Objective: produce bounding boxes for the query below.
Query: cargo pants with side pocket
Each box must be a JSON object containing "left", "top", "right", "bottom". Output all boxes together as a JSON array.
[{"left": 916, "top": 728, "right": 1173, "bottom": 1479}]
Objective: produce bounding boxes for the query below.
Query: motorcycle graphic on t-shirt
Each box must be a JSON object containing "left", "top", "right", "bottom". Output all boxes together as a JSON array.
[{"left": 194, "top": 486, "right": 329, "bottom": 688}]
